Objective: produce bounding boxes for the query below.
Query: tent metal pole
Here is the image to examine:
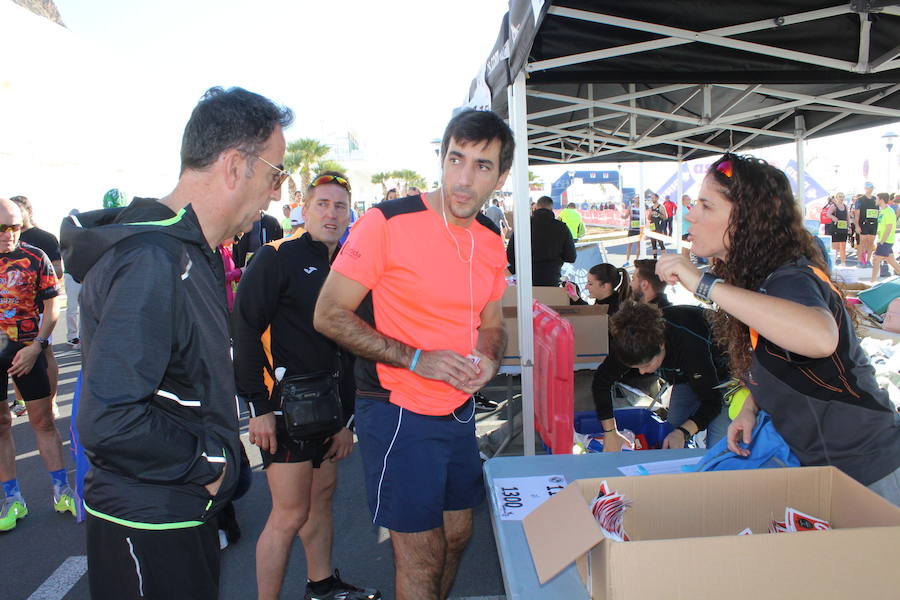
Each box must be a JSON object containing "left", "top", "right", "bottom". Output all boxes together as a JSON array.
[
  {"left": 508, "top": 70, "right": 535, "bottom": 456},
  {"left": 795, "top": 114, "right": 806, "bottom": 206},
  {"left": 639, "top": 160, "right": 646, "bottom": 259},
  {"left": 675, "top": 149, "right": 684, "bottom": 249}
]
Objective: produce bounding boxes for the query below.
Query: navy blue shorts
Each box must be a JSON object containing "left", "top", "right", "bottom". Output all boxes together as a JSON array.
[
  {"left": 874, "top": 242, "right": 894, "bottom": 257},
  {"left": 355, "top": 394, "right": 484, "bottom": 533}
]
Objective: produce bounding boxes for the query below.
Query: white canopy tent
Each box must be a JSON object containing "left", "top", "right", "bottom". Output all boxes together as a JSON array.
[{"left": 466, "top": 0, "right": 900, "bottom": 454}]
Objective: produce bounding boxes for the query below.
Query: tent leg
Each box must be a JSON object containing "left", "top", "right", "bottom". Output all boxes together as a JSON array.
[
  {"left": 508, "top": 70, "right": 535, "bottom": 456},
  {"left": 795, "top": 114, "right": 807, "bottom": 206}
]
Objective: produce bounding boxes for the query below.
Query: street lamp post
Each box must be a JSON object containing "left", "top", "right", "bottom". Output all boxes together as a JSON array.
[{"left": 883, "top": 131, "right": 897, "bottom": 192}]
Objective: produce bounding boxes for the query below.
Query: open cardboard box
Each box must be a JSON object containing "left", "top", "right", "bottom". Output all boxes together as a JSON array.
[
  {"left": 500, "top": 286, "right": 608, "bottom": 367},
  {"left": 523, "top": 467, "right": 900, "bottom": 599}
]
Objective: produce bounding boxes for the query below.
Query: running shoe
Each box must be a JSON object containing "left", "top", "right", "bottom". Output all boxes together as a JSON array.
[
  {"left": 305, "top": 569, "right": 382, "bottom": 600},
  {"left": 10, "top": 400, "right": 27, "bottom": 418},
  {"left": 53, "top": 486, "right": 77, "bottom": 517},
  {"left": 0, "top": 495, "right": 27, "bottom": 532}
]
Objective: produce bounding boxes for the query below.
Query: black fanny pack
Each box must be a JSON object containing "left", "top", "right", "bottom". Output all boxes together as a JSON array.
[{"left": 279, "top": 370, "right": 343, "bottom": 442}]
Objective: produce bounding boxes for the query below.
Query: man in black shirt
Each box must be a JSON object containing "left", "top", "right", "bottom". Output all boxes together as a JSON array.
[
  {"left": 593, "top": 301, "right": 729, "bottom": 452},
  {"left": 233, "top": 210, "right": 283, "bottom": 267},
  {"left": 506, "top": 195, "right": 575, "bottom": 285},
  {"left": 233, "top": 172, "right": 380, "bottom": 600},
  {"left": 630, "top": 259, "right": 671, "bottom": 308}
]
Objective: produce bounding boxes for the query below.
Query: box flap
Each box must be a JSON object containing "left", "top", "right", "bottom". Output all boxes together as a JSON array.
[
  {"left": 829, "top": 467, "right": 900, "bottom": 527},
  {"left": 522, "top": 482, "right": 606, "bottom": 584},
  {"left": 501, "top": 285, "right": 568, "bottom": 307}
]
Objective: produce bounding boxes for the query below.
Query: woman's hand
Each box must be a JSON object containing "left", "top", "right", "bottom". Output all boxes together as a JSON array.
[
  {"left": 655, "top": 254, "right": 702, "bottom": 293},
  {"left": 602, "top": 430, "right": 634, "bottom": 453},
  {"left": 727, "top": 393, "right": 759, "bottom": 457}
]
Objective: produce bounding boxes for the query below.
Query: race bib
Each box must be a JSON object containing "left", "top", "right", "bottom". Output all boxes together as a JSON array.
[
  {"left": 837, "top": 220, "right": 847, "bottom": 229},
  {"left": 866, "top": 208, "right": 879, "bottom": 220},
  {"left": 630, "top": 219, "right": 640, "bottom": 228}
]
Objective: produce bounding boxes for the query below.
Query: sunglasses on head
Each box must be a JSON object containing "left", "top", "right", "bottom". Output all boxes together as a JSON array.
[
  {"left": 0, "top": 224, "right": 22, "bottom": 233},
  {"left": 254, "top": 155, "right": 291, "bottom": 190},
  {"left": 311, "top": 174, "right": 351, "bottom": 192},
  {"left": 716, "top": 160, "right": 733, "bottom": 178}
]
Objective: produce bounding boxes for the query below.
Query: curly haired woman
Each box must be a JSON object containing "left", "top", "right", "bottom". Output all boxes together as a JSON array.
[{"left": 656, "top": 153, "right": 900, "bottom": 506}]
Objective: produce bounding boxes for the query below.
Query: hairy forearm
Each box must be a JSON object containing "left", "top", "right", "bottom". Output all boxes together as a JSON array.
[
  {"left": 476, "top": 325, "right": 507, "bottom": 377},
  {"left": 315, "top": 306, "right": 414, "bottom": 369}
]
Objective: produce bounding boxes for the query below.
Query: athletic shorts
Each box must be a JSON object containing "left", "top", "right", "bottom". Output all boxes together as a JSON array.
[
  {"left": 259, "top": 419, "right": 332, "bottom": 469},
  {"left": 874, "top": 243, "right": 894, "bottom": 257},
  {"left": 0, "top": 340, "right": 50, "bottom": 402},
  {"left": 860, "top": 223, "right": 877, "bottom": 236},
  {"left": 628, "top": 229, "right": 639, "bottom": 238},
  {"left": 355, "top": 394, "right": 484, "bottom": 533}
]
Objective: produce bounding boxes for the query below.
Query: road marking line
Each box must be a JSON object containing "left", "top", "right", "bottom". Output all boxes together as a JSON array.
[{"left": 27, "top": 555, "right": 88, "bottom": 600}]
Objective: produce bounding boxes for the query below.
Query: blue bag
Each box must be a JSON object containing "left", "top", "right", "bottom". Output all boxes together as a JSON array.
[{"left": 692, "top": 410, "right": 800, "bottom": 472}]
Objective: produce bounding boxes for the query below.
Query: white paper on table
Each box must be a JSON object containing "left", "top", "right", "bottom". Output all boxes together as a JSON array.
[
  {"left": 617, "top": 456, "right": 702, "bottom": 477},
  {"left": 492, "top": 475, "right": 568, "bottom": 520}
]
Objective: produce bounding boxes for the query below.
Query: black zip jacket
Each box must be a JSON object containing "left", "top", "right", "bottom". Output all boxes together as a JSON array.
[
  {"left": 60, "top": 198, "right": 240, "bottom": 527},
  {"left": 592, "top": 305, "right": 728, "bottom": 431},
  {"left": 506, "top": 208, "right": 577, "bottom": 286},
  {"left": 232, "top": 233, "right": 354, "bottom": 423}
]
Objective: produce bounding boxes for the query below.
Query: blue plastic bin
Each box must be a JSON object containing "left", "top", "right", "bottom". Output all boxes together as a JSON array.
[{"left": 573, "top": 408, "right": 674, "bottom": 452}]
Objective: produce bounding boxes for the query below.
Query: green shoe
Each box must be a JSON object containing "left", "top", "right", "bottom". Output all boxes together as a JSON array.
[
  {"left": 53, "top": 486, "right": 77, "bottom": 517},
  {"left": 0, "top": 495, "right": 28, "bottom": 531}
]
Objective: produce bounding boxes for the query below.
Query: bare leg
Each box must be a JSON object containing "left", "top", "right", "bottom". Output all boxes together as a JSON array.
[
  {"left": 884, "top": 255, "right": 900, "bottom": 276},
  {"left": 256, "top": 462, "right": 313, "bottom": 600},
  {"left": 439, "top": 509, "right": 473, "bottom": 600},
  {"left": 391, "top": 527, "right": 446, "bottom": 600},
  {"left": 26, "top": 396, "right": 64, "bottom": 472},
  {"left": 0, "top": 400, "right": 15, "bottom": 482},
  {"left": 297, "top": 460, "right": 338, "bottom": 582},
  {"left": 871, "top": 256, "right": 881, "bottom": 282}
]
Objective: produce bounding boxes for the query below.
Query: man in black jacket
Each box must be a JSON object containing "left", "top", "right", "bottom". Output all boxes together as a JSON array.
[
  {"left": 60, "top": 87, "right": 294, "bottom": 600},
  {"left": 506, "top": 195, "right": 576, "bottom": 285},
  {"left": 593, "top": 301, "right": 730, "bottom": 452},
  {"left": 233, "top": 172, "right": 380, "bottom": 600}
]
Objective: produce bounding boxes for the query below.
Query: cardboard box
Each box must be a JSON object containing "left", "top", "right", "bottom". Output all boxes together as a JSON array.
[
  {"left": 501, "top": 285, "right": 569, "bottom": 308},
  {"left": 500, "top": 287, "right": 608, "bottom": 367},
  {"left": 523, "top": 467, "right": 900, "bottom": 599}
]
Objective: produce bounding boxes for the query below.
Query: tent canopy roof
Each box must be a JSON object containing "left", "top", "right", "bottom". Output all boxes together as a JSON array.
[{"left": 469, "top": 1, "right": 900, "bottom": 163}]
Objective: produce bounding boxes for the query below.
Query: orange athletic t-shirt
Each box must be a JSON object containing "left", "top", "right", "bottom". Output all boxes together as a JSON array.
[{"left": 331, "top": 195, "right": 507, "bottom": 415}]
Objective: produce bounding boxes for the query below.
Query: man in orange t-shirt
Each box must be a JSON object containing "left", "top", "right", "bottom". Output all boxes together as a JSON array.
[{"left": 315, "top": 109, "right": 513, "bottom": 600}]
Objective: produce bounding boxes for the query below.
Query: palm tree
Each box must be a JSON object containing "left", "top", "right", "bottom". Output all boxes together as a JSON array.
[
  {"left": 283, "top": 138, "right": 331, "bottom": 198},
  {"left": 371, "top": 172, "right": 390, "bottom": 198},
  {"left": 390, "top": 169, "right": 427, "bottom": 196},
  {"left": 317, "top": 159, "right": 346, "bottom": 176}
]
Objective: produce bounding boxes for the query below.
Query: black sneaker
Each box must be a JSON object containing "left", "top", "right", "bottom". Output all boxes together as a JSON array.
[
  {"left": 472, "top": 393, "right": 499, "bottom": 412},
  {"left": 305, "top": 569, "right": 381, "bottom": 600}
]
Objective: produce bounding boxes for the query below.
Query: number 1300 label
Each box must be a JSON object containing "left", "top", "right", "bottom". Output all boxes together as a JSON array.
[{"left": 493, "top": 475, "right": 568, "bottom": 520}]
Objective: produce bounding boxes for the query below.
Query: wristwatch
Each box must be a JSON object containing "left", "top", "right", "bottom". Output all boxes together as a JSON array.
[
  {"left": 694, "top": 271, "right": 723, "bottom": 305},
  {"left": 34, "top": 337, "right": 49, "bottom": 350},
  {"left": 676, "top": 426, "right": 693, "bottom": 440}
]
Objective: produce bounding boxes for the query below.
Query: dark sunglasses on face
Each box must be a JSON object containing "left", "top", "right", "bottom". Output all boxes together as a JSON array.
[
  {"left": 254, "top": 155, "right": 291, "bottom": 190},
  {"left": 0, "top": 224, "right": 22, "bottom": 233},
  {"left": 311, "top": 174, "right": 352, "bottom": 192}
]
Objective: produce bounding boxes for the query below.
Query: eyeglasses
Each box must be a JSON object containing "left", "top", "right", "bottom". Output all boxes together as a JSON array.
[
  {"left": 0, "top": 224, "right": 22, "bottom": 233},
  {"left": 311, "top": 174, "right": 352, "bottom": 192},
  {"left": 254, "top": 155, "right": 291, "bottom": 190}
]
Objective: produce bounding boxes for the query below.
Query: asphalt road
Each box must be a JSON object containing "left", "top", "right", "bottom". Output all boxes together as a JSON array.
[{"left": 2, "top": 327, "right": 507, "bottom": 600}]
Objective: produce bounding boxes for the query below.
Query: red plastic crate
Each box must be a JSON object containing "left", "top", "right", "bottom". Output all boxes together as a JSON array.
[{"left": 532, "top": 301, "right": 575, "bottom": 454}]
